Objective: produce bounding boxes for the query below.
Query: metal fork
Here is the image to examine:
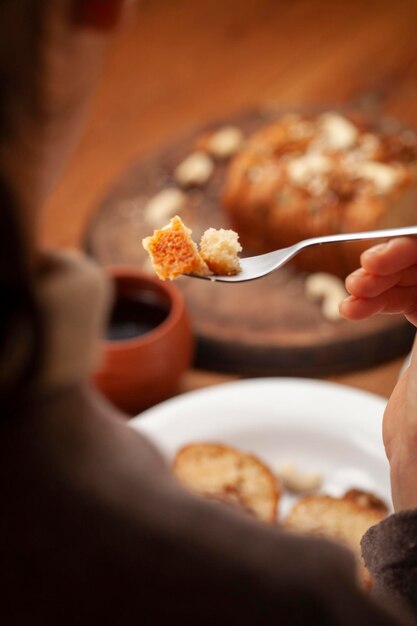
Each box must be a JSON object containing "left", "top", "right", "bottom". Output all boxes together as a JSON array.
[{"left": 188, "top": 225, "right": 417, "bottom": 283}]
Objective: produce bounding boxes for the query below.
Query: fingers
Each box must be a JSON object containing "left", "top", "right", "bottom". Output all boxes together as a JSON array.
[
  {"left": 340, "top": 285, "right": 417, "bottom": 322},
  {"left": 345, "top": 265, "right": 417, "bottom": 298},
  {"left": 398, "top": 264, "right": 417, "bottom": 287},
  {"left": 345, "top": 268, "right": 400, "bottom": 298},
  {"left": 361, "top": 237, "right": 417, "bottom": 276},
  {"left": 339, "top": 295, "right": 385, "bottom": 320},
  {"left": 341, "top": 237, "right": 417, "bottom": 324}
]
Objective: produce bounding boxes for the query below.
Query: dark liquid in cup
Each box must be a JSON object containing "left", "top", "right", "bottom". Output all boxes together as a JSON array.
[{"left": 106, "top": 293, "right": 169, "bottom": 341}]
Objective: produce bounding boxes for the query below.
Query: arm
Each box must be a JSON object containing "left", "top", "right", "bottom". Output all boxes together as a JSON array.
[
  {"left": 341, "top": 236, "right": 417, "bottom": 617},
  {"left": 340, "top": 236, "right": 417, "bottom": 512}
]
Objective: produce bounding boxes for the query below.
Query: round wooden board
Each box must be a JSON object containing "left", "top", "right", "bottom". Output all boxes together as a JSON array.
[{"left": 85, "top": 106, "right": 415, "bottom": 376}]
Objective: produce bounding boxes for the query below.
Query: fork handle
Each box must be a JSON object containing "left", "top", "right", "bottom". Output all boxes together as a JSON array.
[{"left": 302, "top": 225, "right": 417, "bottom": 249}]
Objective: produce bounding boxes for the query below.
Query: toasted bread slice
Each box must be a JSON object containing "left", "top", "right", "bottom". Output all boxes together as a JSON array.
[
  {"left": 142, "top": 215, "right": 210, "bottom": 280},
  {"left": 343, "top": 488, "right": 389, "bottom": 514},
  {"left": 173, "top": 442, "right": 280, "bottom": 522},
  {"left": 285, "top": 491, "right": 387, "bottom": 588}
]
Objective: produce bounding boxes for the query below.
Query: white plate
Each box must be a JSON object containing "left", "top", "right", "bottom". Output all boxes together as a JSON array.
[{"left": 130, "top": 378, "right": 391, "bottom": 515}]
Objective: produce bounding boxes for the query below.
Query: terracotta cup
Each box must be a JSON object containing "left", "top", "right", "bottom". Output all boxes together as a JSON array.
[{"left": 93, "top": 267, "right": 194, "bottom": 415}]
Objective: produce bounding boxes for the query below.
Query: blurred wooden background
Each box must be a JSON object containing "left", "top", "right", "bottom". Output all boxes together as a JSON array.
[{"left": 39, "top": 0, "right": 417, "bottom": 397}]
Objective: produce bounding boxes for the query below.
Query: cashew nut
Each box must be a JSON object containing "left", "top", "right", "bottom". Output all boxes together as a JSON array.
[
  {"left": 359, "top": 161, "right": 403, "bottom": 194},
  {"left": 287, "top": 153, "right": 332, "bottom": 187},
  {"left": 144, "top": 188, "right": 187, "bottom": 228},
  {"left": 276, "top": 461, "right": 323, "bottom": 493},
  {"left": 319, "top": 113, "right": 358, "bottom": 150},
  {"left": 206, "top": 126, "right": 244, "bottom": 159},
  {"left": 174, "top": 151, "right": 214, "bottom": 187},
  {"left": 305, "top": 272, "right": 347, "bottom": 322}
]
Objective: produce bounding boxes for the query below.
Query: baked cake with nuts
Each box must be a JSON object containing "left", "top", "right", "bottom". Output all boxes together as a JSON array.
[{"left": 223, "top": 112, "right": 417, "bottom": 275}]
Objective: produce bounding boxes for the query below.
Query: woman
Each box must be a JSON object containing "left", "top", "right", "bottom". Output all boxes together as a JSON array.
[{"left": 0, "top": 0, "right": 415, "bottom": 623}]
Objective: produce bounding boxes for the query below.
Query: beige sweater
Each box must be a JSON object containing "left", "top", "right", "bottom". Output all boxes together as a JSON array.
[{"left": 0, "top": 251, "right": 413, "bottom": 625}]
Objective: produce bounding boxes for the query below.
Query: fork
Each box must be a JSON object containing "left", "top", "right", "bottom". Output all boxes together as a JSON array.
[{"left": 188, "top": 225, "right": 417, "bottom": 283}]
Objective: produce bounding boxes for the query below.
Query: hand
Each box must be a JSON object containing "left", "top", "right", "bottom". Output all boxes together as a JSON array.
[
  {"left": 339, "top": 236, "right": 417, "bottom": 325},
  {"left": 382, "top": 358, "right": 417, "bottom": 511},
  {"left": 340, "top": 236, "right": 417, "bottom": 511}
]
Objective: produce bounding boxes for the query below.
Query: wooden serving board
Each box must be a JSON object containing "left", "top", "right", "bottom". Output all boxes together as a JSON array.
[{"left": 85, "top": 107, "right": 415, "bottom": 376}]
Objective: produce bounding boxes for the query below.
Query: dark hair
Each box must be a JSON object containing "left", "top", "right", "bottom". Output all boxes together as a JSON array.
[
  {"left": 0, "top": 0, "right": 46, "bottom": 407},
  {"left": 0, "top": 176, "right": 43, "bottom": 407}
]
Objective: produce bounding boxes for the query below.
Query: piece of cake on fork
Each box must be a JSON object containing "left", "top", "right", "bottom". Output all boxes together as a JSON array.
[
  {"left": 143, "top": 215, "right": 241, "bottom": 280},
  {"left": 142, "top": 216, "right": 210, "bottom": 280},
  {"left": 199, "top": 227, "right": 242, "bottom": 276}
]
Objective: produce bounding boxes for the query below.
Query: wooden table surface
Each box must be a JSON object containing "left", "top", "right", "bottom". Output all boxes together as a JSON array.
[{"left": 40, "top": 0, "right": 417, "bottom": 400}]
